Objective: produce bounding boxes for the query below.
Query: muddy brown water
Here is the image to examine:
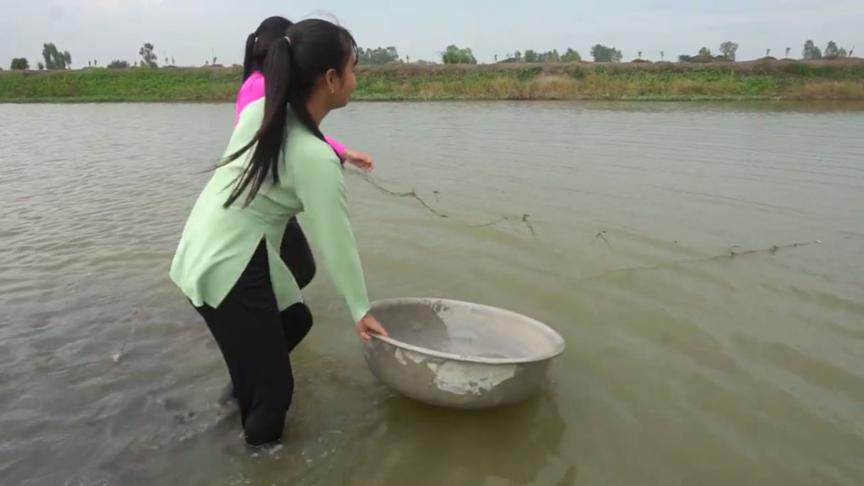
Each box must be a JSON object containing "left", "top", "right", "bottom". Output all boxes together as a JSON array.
[{"left": 1, "top": 101, "right": 863, "bottom": 485}]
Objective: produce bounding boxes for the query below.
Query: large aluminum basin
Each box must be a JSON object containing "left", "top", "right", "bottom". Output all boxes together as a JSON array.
[{"left": 364, "top": 298, "right": 565, "bottom": 409}]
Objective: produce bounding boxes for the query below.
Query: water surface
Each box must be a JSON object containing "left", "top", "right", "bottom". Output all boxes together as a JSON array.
[{"left": 1, "top": 101, "right": 863, "bottom": 485}]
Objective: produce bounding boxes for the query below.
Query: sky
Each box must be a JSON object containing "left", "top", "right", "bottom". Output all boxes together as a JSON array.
[{"left": 1, "top": 0, "right": 862, "bottom": 67}]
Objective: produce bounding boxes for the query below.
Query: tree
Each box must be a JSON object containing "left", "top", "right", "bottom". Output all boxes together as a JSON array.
[
  {"left": 441, "top": 45, "right": 477, "bottom": 64},
  {"left": 825, "top": 41, "right": 839, "bottom": 58},
  {"left": 139, "top": 42, "right": 158, "bottom": 68},
  {"left": 679, "top": 47, "right": 715, "bottom": 63},
  {"left": 785, "top": 47, "right": 791, "bottom": 58},
  {"left": 660, "top": 50, "right": 665, "bottom": 61},
  {"left": 824, "top": 41, "right": 848, "bottom": 59},
  {"left": 358, "top": 46, "right": 400, "bottom": 65},
  {"left": 678, "top": 47, "right": 715, "bottom": 63},
  {"left": 499, "top": 51, "right": 521, "bottom": 63},
  {"left": 171, "top": 57, "right": 175, "bottom": 65},
  {"left": 37, "top": 62, "right": 45, "bottom": 70},
  {"left": 719, "top": 41, "right": 738, "bottom": 61},
  {"left": 108, "top": 59, "right": 130, "bottom": 69},
  {"left": 511, "top": 49, "right": 561, "bottom": 63},
  {"left": 590, "top": 44, "right": 622, "bottom": 62},
  {"left": 803, "top": 40, "right": 822, "bottom": 60},
  {"left": 42, "top": 43, "right": 71, "bottom": 69},
  {"left": 766, "top": 48, "right": 772, "bottom": 57},
  {"left": 41, "top": 44, "right": 54, "bottom": 68},
  {"left": 88, "top": 60, "right": 92, "bottom": 67},
  {"left": 538, "top": 49, "right": 560, "bottom": 62},
  {"left": 11, "top": 58, "right": 29, "bottom": 70},
  {"left": 358, "top": 46, "right": 396, "bottom": 65},
  {"left": 561, "top": 48, "right": 582, "bottom": 62},
  {"left": 637, "top": 50, "right": 643, "bottom": 60}
]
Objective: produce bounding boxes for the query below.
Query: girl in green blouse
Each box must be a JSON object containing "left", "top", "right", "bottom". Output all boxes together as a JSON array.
[{"left": 170, "top": 18, "right": 387, "bottom": 446}]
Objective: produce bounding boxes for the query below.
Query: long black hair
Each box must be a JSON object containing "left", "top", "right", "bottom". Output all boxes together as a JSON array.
[
  {"left": 223, "top": 18, "right": 357, "bottom": 208},
  {"left": 243, "top": 16, "right": 293, "bottom": 81}
]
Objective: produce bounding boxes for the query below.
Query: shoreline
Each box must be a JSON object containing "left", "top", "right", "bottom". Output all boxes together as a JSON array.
[{"left": 2, "top": 59, "right": 863, "bottom": 103}]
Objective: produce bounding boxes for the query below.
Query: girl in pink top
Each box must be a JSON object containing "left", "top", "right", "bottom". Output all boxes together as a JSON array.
[{"left": 238, "top": 16, "right": 373, "bottom": 171}]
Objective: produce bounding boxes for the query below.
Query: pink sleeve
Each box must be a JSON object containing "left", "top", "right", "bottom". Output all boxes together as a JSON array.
[
  {"left": 235, "top": 73, "right": 266, "bottom": 123},
  {"left": 324, "top": 135, "right": 347, "bottom": 159}
]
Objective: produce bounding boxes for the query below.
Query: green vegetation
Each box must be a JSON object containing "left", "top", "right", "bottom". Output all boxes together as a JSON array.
[
  {"left": 0, "top": 67, "right": 239, "bottom": 102},
  {"left": 353, "top": 61, "right": 864, "bottom": 101},
  {"left": 1, "top": 60, "right": 863, "bottom": 103}
]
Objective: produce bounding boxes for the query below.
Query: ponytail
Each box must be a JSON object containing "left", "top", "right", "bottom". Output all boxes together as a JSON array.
[
  {"left": 242, "top": 32, "right": 257, "bottom": 81},
  {"left": 241, "top": 16, "right": 294, "bottom": 84},
  {"left": 223, "top": 37, "right": 294, "bottom": 208}
]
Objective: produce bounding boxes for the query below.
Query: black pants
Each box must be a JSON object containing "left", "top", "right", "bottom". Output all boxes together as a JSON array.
[{"left": 194, "top": 218, "right": 316, "bottom": 446}]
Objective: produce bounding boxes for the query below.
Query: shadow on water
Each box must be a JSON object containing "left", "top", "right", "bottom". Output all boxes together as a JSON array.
[{"left": 332, "top": 392, "right": 577, "bottom": 486}]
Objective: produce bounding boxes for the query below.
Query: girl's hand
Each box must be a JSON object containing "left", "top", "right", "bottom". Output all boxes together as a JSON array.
[
  {"left": 343, "top": 148, "right": 374, "bottom": 172},
  {"left": 355, "top": 312, "right": 388, "bottom": 341}
]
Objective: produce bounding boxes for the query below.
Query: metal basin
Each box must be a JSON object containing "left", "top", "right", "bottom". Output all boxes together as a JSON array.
[{"left": 364, "top": 298, "right": 565, "bottom": 409}]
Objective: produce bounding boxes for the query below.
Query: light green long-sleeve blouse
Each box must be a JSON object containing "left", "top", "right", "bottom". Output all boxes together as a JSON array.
[{"left": 169, "top": 99, "right": 370, "bottom": 322}]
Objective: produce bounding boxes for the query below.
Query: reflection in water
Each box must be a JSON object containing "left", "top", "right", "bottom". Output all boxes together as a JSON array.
[{"left": 345, "top": 393, "right": 573, "bottom": 486}]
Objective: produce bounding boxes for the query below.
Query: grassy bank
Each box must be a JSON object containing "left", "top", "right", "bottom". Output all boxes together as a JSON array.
[{"left": 2, "top": 59, "right": 863, "bottom": 102}]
